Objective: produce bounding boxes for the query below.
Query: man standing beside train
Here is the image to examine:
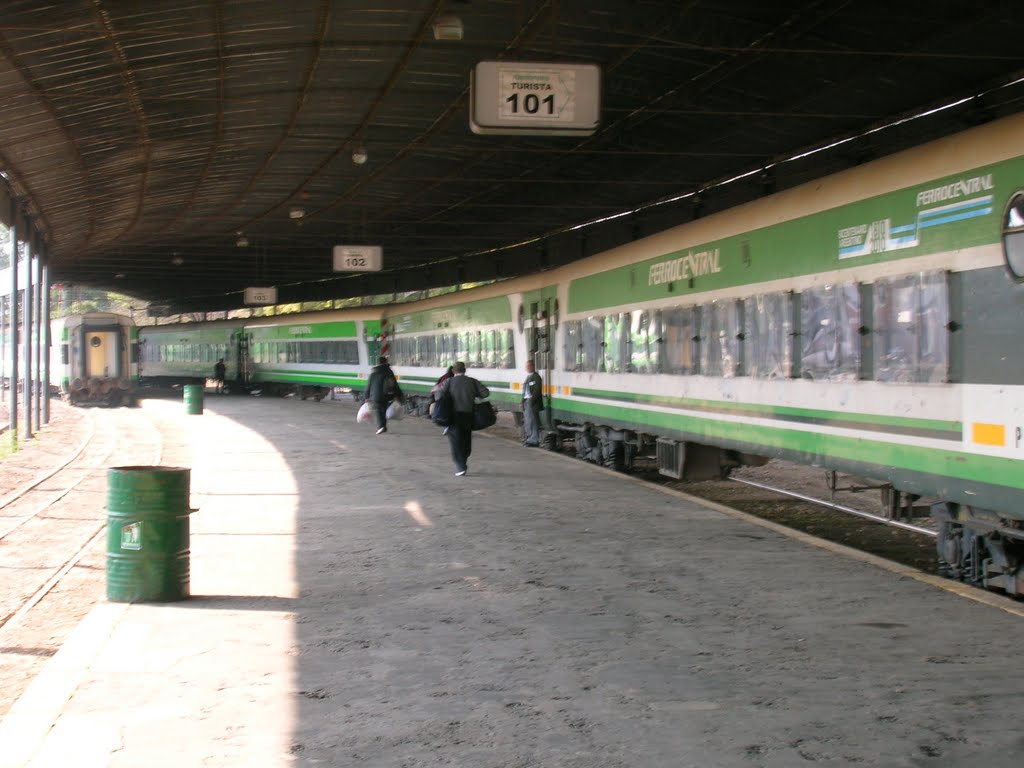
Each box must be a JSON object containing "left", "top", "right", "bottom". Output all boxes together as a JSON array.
[
  {"left": 438, "top": 361, "right": 489, "bottom": 476},
  {"left": 521, "top": 359, "right": 543, "bottom": 447}
]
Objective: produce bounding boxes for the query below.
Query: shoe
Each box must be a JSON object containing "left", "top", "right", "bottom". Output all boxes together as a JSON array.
[
  {"left": 376, "top": 427, "right": 386, "bottom": 435},
  {"left": 442, "top": 427, "right": 449, "bottom": 435},
  {"left": 455, "top": 470, "right": 466, "bottom": 476}
]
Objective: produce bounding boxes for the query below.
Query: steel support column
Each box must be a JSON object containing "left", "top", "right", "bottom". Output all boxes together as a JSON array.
[
  {"left": 41, "top": 252, "right": 50, "bottom": 425},
  {"left": 7, "top": 200, "right": 18, "bottom": 437},
  {"left": 21, "top": 236, "right": 33, "bottom": 439}
]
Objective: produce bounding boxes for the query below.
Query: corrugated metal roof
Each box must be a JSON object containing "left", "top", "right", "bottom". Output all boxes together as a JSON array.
[{"left": 1, "top": 0, "right": 1022, "bottom": 312}]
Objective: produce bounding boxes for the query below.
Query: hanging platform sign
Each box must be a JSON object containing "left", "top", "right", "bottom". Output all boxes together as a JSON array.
[
  {"left": 470, "top": 61, "right": 600, "bottom": 136},
  {"left": 333, "top": 245, "right": 383, "bottom": 272},
  {"left": 244, "top": 286, "right": 277, "bottom": 305}
]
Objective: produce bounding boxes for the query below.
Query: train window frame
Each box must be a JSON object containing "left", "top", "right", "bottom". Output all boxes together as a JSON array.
[
  {"left": 661, "top": 306, "right": 699, "bottom": 376},
  {"left": 1003, "top": 191, "right": 1024, "bottom": 281},
  {"left": 871, "top": 271, "right": 950, "bottom": 384},
  {"left": 744, "top": 292, "right": 794, "bottom": 379},
  {"left": 700, "top": 300, "right": 740, "bottom": 378},
  {"left": 799, "top": 282, "right": 861, "bottom": 381}
]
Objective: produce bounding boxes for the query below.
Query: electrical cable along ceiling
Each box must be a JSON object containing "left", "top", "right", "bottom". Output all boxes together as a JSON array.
[{"left": 0, "top": 0, "right": 1022, "bottom": 313}]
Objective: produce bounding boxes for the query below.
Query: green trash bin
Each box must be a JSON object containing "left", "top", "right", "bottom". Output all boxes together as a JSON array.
[
  {"left": 106, "top": 466, "right": 193, "bottom": 603},
  {"left": 184, "top": 383, "right": 204, "bottom": 415}
]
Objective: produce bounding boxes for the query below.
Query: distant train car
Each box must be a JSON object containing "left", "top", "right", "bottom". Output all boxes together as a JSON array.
[
  {"left": 382, "top": 291, "right": 526, "bottom": 413},
  {"left": 137, "top": 318, "right": 246, "bottom": 390},
  {"left": 51, "top": 313, "right": 137, "bottom": 406},
  {"left": 245, "top": 309, "right": 382, "bottom": 399}
]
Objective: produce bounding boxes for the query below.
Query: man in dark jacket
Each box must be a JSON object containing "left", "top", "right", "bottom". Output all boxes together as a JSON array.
[
  {"left": 365, "top": 357, "right": 403, "bottom": 434},
  {"left": 438, "top": 361, "right": 489, "bottom": 476},
  {"left": 521, "top": 359, "right": 543, "bottom": 446},
  {"left": 213, "top": 358, "right": 226, "bottom": 395}
]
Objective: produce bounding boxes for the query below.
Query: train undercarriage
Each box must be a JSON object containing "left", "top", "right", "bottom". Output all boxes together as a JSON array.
[
  {"left": 66, "top": 376, "right": 136, "bottom": 407},
  {"left": 538, "top": 420, "right": 769, "bottom": 479},
  {"left": 933, "top": 503, "right": 1024, "bottom": 596}
]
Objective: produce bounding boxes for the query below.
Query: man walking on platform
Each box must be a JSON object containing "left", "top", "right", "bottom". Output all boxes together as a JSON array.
[
  {"left": 521, "top": 359, "right": 543, "bottom": 447},
  {"left": 213, "top": 358, "right": 226, "bottom": 395},
  {"left": 438, "top": 361, "right": 489, "bottom": 476},
  {"left": 365, "top": 356, "right": 403, "bottom": 435}
]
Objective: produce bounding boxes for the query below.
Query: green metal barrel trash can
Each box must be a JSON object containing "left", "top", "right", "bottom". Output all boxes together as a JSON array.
[
  {"left": 183, "top": 383, "right": 204, "bottom": 415},
  {"left": 106, "top": 466, "right": 193, "bottom": 603}
]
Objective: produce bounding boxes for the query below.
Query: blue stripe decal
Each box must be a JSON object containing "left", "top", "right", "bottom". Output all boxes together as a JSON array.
[{"left": 919, "top": 208, "right": 992, "bottom": 228}]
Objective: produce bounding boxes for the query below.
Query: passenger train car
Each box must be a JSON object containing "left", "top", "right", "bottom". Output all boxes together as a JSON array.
[
  {"left": 134, "top": 112, "right": 1024, "bottom": 594},
  {"left": 52, "top": 312, "right": 138, "bottom": 406}
]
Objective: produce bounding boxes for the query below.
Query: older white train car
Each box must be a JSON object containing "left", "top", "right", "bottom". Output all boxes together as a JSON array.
[{"left": 51, "top": 313, "right": 137, "bottom": 406}]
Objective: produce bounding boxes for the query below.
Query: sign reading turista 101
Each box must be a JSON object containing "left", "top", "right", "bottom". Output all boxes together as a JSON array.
[{"left": 470, "top": 61, "right": 600, "bottom": 136}]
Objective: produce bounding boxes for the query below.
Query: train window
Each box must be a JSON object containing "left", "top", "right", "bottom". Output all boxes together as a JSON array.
[
  {"left": 61, "top": 344, "right": 69, "bottom": 365},
  {"left": 466, "top": 331, "right": 481, "bottom": 367},
  {"left": 563, "top": 320, "right": 582, "bottom": 371},
  {"left": 629, "top": 310, "right": 657, "bottom": 373},
  {"left": 661, "top": 306, "right": 698, "bottom": 375},
  {"left": 581, "top": 317, "right": 603, "bottom": 372},
  {"left": 603, "top": 313, "right": 627, "bottom": 373},
  {"left": 744, "top": 292, "right": 794, "bottom": 379},
  {"left": 479, "top": 331, "right": 493, "bottom": 368},
  {"left": 1004, "top": 192, "right": 1024, "bottom": 281},
  {"left": 799, "top": 283, "right": 861, "bottom": 381},
  {"left": 872, "top": 271, "right": 949, "bottom": 384},
  {"left": 701, "top": 300, "right": 739, "bottom": 377}
]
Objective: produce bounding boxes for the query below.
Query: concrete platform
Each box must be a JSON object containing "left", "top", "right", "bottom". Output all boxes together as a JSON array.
[{"left": 2, "top": 395, "right": 1023, "bottom": 768}]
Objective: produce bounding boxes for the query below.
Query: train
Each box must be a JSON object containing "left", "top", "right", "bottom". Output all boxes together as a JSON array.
[
  {"left": 53, "top": 312, "right": 138, "bottom": 406},
  {"left": 2, "top": 312, "right": 138, "bottom": 406},
  {"left": 86, "top": 111, "right": 1024, "bottom": 594}
]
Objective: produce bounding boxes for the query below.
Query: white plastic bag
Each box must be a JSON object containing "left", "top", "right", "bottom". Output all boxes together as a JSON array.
[
  {"left": 386, "top": 401, "right": 404, "bottom": 420},
  {"left": 356, "top": 401, "right": 372, "bottom": 424}
]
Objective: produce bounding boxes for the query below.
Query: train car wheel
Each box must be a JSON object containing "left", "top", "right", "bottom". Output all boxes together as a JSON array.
[{"left": 602, "top": 438, "right": 625, "bottom": 471}]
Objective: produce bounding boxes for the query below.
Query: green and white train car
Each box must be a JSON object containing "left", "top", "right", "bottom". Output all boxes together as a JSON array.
[
  {"left": 137, "top": 318, "right": 246, "bottom": 387},
  {"left": 526, "top": 111, "right": 1024, "bottom": 593},
  {"left": 245, "top": 310, "right": 382, "bottom": 398},
  {"left": 382, "top": 291, "right": 528, "bottom": 412}
]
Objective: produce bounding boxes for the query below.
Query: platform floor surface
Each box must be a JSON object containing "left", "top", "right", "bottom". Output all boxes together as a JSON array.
[{"left": 1, "top": 395, "right": 1022, "bottom": 768}]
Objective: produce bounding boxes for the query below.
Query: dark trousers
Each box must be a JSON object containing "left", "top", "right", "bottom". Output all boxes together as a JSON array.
[
  {"left": 373, "top": 401, "right": 388, "bottom": 429},
  {"left": 447, "top": 411, "right": 474, "bottom": 471}
]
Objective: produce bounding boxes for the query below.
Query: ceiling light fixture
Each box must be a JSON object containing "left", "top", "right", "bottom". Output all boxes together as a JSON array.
[
  {"left": 352, "top": 146, "right": 368, "bottom": 165},
  {"left": 432, "top": 14, "right": 463, "bottom": 40},
  {"left": 289, "top": 206, "right": 305, "bottom": 220},
  {"left": 236, "top": 235, "right": 249, "bottom": 247},
  {"left": 171, "top": 255, "right": 184, "bottom": 266}
]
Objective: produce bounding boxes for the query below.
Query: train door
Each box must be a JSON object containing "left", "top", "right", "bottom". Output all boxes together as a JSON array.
[
  {"left": 525, "top": 289, "right": 557, "bottom": 427},
  {"left": 80, "top": 327, "right": 121, "bottom": 379},
  {"left": 236, "top": 330, "right": 250, "bottom": 387}
]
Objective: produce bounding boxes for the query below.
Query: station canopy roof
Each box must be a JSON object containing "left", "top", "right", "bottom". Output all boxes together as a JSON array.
[{"left": 1, "top": 1, "right": 1022, "bottom": 314}]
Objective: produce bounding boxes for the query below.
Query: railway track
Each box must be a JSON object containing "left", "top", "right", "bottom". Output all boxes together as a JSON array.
[{"left": 0, "top": 407, "right": 164, "bottom": 632}]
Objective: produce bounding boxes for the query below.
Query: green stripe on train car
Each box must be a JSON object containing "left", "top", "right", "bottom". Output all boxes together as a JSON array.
[
  {"left": 386, "top": 295, "right": 512, "bottom": 333},
  {"left": 552, "top": 397, "right": 1024, "bottom": 490},
  {"left": 569, "top": 386, "right": 960, "bottom": 440},
  {"left": 247, "top": 321, "right": 360, "bottom": 340}
]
